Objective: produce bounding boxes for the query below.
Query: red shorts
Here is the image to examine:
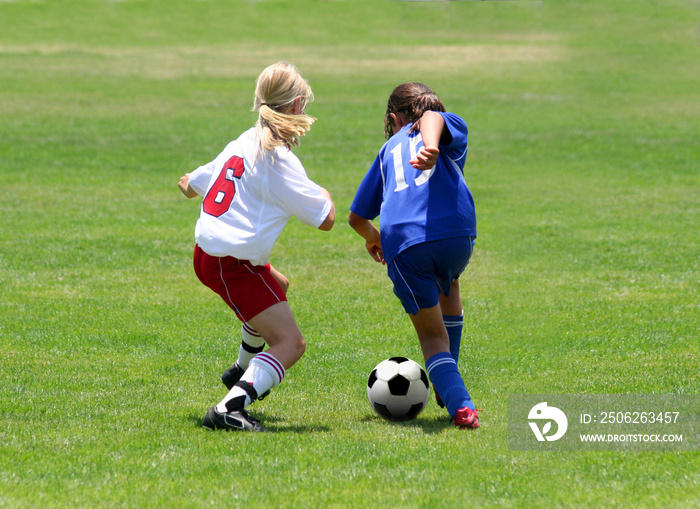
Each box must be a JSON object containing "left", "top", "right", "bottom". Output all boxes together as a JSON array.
[{"left": 193, "top": 244, "right": 287, "bottom": 322}]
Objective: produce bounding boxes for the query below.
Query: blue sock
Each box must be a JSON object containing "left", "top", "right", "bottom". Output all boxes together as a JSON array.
[
  {"left": 426, "top": 352, "right": 474, "bottom": 417},
  {"left": 443, "top": 313, "right": 464, "bottom": 363}
]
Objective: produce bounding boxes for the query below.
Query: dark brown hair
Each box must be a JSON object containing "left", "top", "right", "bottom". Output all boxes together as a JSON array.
[{"left": 384, "top": 83, "right": 446, "bottom": 139}]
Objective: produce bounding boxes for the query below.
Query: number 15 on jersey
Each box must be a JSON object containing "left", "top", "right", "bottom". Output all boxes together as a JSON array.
[{"left": 390, "top": 133, "right": 435, "bottom": 193}]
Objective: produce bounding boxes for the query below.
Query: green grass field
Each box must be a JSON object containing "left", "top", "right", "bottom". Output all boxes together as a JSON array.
[{"left": 1, "top": 0, "right": 698, "bottom": 507}]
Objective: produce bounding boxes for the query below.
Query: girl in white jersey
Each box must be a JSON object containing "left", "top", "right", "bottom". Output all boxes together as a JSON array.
[{"left": 178, "top": 62, "right": 335, "bottom": 431}]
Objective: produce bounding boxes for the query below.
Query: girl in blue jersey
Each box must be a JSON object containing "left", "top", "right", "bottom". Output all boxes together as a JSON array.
[{"left": 349, "top": 83, "right": 480, "bottom": 429}]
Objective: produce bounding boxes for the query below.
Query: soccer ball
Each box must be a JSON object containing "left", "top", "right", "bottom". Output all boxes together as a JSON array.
[{"left": 367, "top": 357, "right": 430, "bottom": 421}]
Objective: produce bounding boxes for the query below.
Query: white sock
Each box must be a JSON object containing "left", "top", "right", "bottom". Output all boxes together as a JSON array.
[
  {"left": 236, "top": 322, "right": 265, "bottom": 369},
  {"left": 217, "top": 352, "right": 285, "bottom": 412}
]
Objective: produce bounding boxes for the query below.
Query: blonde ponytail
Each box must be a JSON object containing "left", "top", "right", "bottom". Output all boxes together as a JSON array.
[{"left": 253, "top": 62, "right": 315, "bottom": 154}]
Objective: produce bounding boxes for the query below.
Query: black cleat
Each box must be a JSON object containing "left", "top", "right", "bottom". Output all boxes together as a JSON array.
[
  {"left": 201, "top": 405, "right": 266, "bottom": 432},
  {"left": 221, "top": 363, "right": 271, "bottom": 400},
  {"left": 221, "top": 363, "right": 245, "bottom": 390}
]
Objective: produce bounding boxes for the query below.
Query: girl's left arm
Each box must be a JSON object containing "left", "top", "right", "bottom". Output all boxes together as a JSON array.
[{"left": 317, "top": 187, "right": 336, "bottom": 231}]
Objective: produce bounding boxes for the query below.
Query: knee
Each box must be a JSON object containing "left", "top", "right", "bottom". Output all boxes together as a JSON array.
[
  {"left": 279, "top": 329, "right": 305, "bottom": 359},
  {"left": 278, "top": 276, "right": 290, "bottom": 295},
  {"left": 292, "top": 334, "right": 306, "bottom": 360},
  {"left": 270, "top": 266, "right": 290, "bottom": 295},
  {"left": 278, "top": 333, "right": 305, "bottom": 367}
]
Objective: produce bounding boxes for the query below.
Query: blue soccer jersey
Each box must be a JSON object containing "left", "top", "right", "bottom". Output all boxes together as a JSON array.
[{"left": 350, "top": 112, "right": 476, "bottom": 265}]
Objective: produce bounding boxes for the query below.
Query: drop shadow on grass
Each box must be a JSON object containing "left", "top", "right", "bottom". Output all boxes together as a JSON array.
[
  {"left": 259, "top": 414, "right": 332, "bottom": 433},
  {"left": 188, "top": 413, "right": 331, "bottom": 433},
  {"left": 188, "top": 411, "right": 455, "bottom": 434},
  {"left": 360, "top": 413, "right": 455, "bottom": 434}
]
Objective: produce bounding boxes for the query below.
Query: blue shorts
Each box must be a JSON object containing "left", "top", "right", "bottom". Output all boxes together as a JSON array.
[{"left": 387, "top": 236, "right": 475, "bottom": 315}]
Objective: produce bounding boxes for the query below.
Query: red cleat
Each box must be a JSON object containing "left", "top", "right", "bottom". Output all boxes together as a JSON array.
[{"left": 453, "top": 407, "right": 481, "bottom": 429}]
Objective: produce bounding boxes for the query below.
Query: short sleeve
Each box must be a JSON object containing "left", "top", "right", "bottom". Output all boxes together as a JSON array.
[
  {"left": 189, "top": 159, "right": 217, "bottom": 197},
  {"left": 438, "top": 112, "right": 468, "bottom": 163},
  {"left": 350, "top": 153, "right": 384, "bottom": 221},
  {"left": 266, "top": 153, "right": 331, "bottom": 228}
]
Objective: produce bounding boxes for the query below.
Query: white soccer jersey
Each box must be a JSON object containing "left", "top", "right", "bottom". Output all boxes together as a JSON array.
[{"left": 189, "top": 127, "right": 331, "bottom": 265}]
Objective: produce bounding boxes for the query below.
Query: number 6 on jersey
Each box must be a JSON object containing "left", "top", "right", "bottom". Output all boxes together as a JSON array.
[{"left": 202, "top": 155, "right": 246, "bottom": 217}]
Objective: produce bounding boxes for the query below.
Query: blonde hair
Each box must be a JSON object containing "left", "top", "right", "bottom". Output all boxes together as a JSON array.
[{"left": 253, "top": 61, "right": 315, "bottom": 154}]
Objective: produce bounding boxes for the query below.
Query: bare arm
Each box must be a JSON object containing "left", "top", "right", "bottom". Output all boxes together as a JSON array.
[
  {"left": 410, "top": 111, "right": 447, "bottom": 171},
  {"left": 317, "top": 187, "right": 336, "bottom": 231},
  {"left": 348, "top": 211, "right": 384, "bottom": 264},
  {"left": 178, "top": 173, "right": 199, "bottom": 198}
]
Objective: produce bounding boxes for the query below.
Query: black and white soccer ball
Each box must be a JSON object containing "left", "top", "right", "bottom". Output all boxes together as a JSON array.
[{"left": 367, "top": 357, "right": 430, "bottom": 421}]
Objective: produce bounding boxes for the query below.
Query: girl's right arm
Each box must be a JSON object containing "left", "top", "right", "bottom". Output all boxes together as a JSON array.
[
  {"left": 178, "top": 173, "right": 199, "bottom": 198},
  {"left": 410, "top": 111, "right": 447, "bottom": 171},
  {"left": 348, "top": 211, "right": 384, "bottom": 264}
]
